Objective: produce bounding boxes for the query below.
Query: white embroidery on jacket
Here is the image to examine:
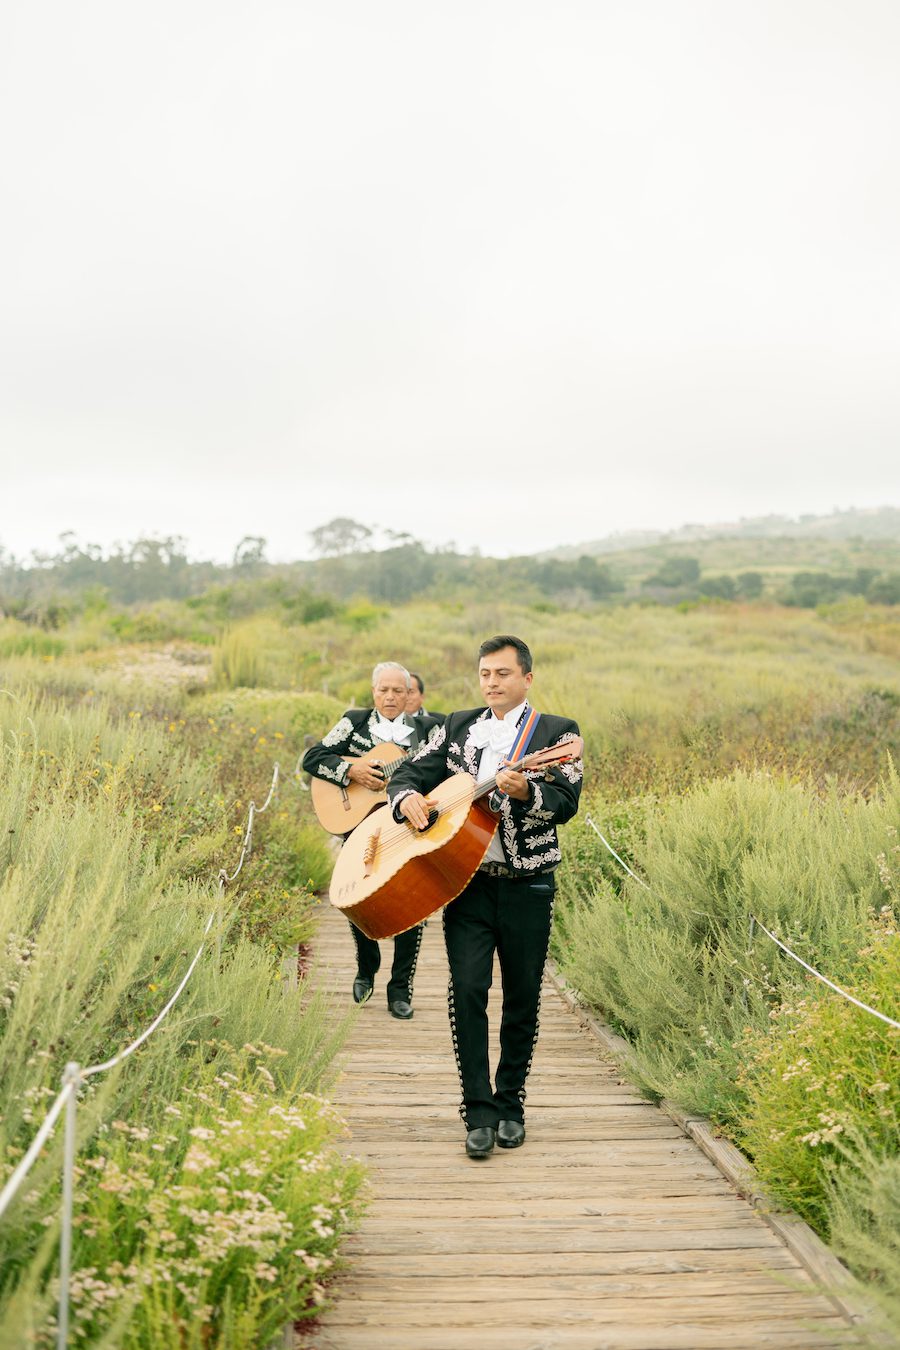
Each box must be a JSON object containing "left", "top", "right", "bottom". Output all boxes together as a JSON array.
[
  {"left": 522, "top": 782, "right": 554, "bottom": 823},
  {"left": 524, "top": 829, "right": 555, "bottom": 850},
  {"left": 318, "top": 760, "right": 350, "bottom": 785},
  {"left": 410, "top": 723, "right": 446, "bottom": 762},
  {"left": 322, "top": 716, "right": 354, "bottom": 748},
  {"left": 553, "top": 731, "right": 583, "bottom": 784}
]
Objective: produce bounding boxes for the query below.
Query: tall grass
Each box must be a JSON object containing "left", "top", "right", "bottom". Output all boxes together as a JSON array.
[
  {"left": 557, "top": 769, "right": 898, "bottom": 1109},
  {"left": 556, "top": 768, "right": 900, "bottom": 1339},
  {"left": 211, "top": 625, "right": 263, "bottom": 689},
  {"left": 0, "top": 689, "right": 361, "bottom": 1347}
]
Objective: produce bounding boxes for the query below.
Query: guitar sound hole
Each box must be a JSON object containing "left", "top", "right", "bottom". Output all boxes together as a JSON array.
[{"left": 419, "top": 808, "right": 440, "bottom": 833}]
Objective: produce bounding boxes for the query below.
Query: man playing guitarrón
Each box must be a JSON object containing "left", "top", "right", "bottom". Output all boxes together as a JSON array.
[
  {"left": 303, "top": 662, "right": 441, "bottom": 1018},
  {"left": 387, "top": 636, "right": 583, "bottom": 1157}
]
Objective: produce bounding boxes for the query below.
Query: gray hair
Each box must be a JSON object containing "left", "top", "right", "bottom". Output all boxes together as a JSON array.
[{"left": 371, "top": 661, "right": 411, "bottom": 689}]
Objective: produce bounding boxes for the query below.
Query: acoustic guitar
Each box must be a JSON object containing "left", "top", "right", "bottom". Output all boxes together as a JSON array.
[
  {"left": 329, "top": 738, "right": 583, "bottom": 939},
  {"left": 309, "top": 741, "right": 411, "bottom": 835}
]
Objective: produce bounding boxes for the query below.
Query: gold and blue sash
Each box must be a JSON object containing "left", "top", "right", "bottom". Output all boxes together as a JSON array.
[{"left": 489, "top": 707, "right": 541, "bottom": 810}]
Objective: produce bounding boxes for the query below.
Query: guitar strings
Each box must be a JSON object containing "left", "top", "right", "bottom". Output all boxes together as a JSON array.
[
  {"left": 353, "top": 779, "right": 490, "bottom": 859},
  {"left": 337, "top": 745, "right": 581, "bottom": 866}
]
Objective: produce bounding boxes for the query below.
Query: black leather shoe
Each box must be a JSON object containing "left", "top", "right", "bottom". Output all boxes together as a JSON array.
[
  {"left": 465, "top": 1127, "right": 496, "bottom": 1159},
  {"left": 352, "top": 976, "right": 373, "bottom": 1004},
  {"left": 497, "top": 1119, "right": 526, "bottom": 1148},
  {"left": 388, "top": 999, "right": 413, "bottom": 1019}
]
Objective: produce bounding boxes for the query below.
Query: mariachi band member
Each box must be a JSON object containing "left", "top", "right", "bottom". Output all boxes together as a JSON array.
[
  {"left": 302, "top": 662, "right": 441, "bottom": 1019},
  {"left": 388, "top": 635, "right": 583, "bottom": 1158},
  {"left": 406, "top": 672, "right": 445, "bottom": 726}
]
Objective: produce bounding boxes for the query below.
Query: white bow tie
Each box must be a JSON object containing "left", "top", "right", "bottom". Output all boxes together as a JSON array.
[
  {"left": 467, "top": 717, "right": 517, "bottom": 755},
  {"left": 372, "top": 717, "right": 414, "bottom": 746}
]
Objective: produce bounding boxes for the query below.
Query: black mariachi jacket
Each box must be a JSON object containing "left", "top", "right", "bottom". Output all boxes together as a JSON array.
[
  {"left": 302, "top": 708, "right": 442, "bottom": 787},
  {"left": 386, "top": 707, "right": 583, "bottom": 875}
]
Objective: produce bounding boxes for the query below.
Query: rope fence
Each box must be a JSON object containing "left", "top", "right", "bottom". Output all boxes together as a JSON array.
[
  {"left": 0, "top": 761, "right": 281, "bottom": 1347},
  {"left": 583, "top": 813, "right": 900, "bottom": 1033},
  {"left": 584, "top": 815, "right": 650, "bottom": 890}
]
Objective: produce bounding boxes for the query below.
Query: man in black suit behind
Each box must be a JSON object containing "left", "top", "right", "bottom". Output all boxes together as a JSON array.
[
  {"left": 406, "top": 672, "right": 445, "bottom": 726},
  {"left": 387, "top": 635, "right": 583, "bottom": 1158},
  {"left": 303, "top": 661, "right": 441, "bottom": 1019}
]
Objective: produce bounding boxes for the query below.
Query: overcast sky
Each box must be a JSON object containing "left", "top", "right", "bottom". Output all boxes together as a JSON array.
[{"left": 1, "top": 1, "right": 898, "bottom": 563}]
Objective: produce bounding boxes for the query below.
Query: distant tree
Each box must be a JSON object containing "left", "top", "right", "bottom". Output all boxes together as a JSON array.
[
  {"left": 867, "top": 573, "right": 900, "bottom": 605},
  {"left": 735, "top": 571, "right": 764, "bottom": 599},
  {"left": 368, "top": 543, "right": 436, "bottom": 603},
  {"left": 233, "top": 536, "right": 268, "bottom": 572},
  {"left": 699, "top": 574, "right": 736, "bottom": 600},
  {"left": 645, "top": 557, "right": 701, "bottom": 588},
  {"left": 572, "top": 555, "right": 622, "bottom": 598},
  {"left": 850, "top": 567, "right": 878, "bottom": 595},
  {"left": 783, "top": 572, "right": 843, "bottom": 607},
  {"left": 309, "top": 518, "right": 374, "bottom": 557}
]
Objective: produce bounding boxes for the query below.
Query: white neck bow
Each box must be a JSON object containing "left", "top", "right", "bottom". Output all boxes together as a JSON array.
[
  {"left": 467, "top": 716, "right": 517, "bottom": 755},
  {"left": 372, "top": 716, "right": 414, "bottom": 746}
]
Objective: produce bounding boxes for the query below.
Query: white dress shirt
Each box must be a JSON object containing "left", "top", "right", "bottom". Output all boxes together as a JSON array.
[{"left": 471, "top": 701, "right": 529, "bottom": 865}]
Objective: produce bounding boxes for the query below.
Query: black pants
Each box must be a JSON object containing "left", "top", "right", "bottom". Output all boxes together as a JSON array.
[
  {"left": 348, "top": 920, "right": 424, "bottom": 1005},
  {"left": 442, "top": 870, "right": 555, "bottom": 1130}
]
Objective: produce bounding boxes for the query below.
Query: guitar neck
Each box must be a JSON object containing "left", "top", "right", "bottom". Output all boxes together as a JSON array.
[
  {"left": 381, "top": 754, "right": 407, "bottom": 780},
  {"left": 469, "top": 738, "right": 582, "bottom": 802}
]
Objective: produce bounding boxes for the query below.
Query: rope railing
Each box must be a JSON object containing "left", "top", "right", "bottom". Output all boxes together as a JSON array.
[
  {"left": 748, "top": 913, "right": 900, "bottom": 1032},
  {"left": 0, "top": 761, "right": 280, "bottom": 1347},
  {"left": 584, "top": 814, "right": 900, "bottom": 1032},
  {"left": 584, "top": 815, "right": 650, "bottom": 889},
  {"left": 218, "top": 762, "right": 280, "bottom": 886}
]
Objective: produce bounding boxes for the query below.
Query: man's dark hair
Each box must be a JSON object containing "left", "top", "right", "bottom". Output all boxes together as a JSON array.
[
  {"left": 478, "top": 635, "right": 533, "bottom": 675},
  {"left": 409, "top": 672, "right": 425, "bottom": 695}
]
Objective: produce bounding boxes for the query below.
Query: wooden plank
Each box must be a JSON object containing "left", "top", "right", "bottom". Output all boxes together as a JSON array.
[
  {"left": 340, "top": 1248, "right": 802, "bottom": 1277},
  {"left": 336, "top": 1271, "right": 819, "bottom": 1300},
  {"left": 343, "top": 1227, "right": 797, "bottom": 1256},
  {"left": 318, "top": 1292, "right": 842, "bottom": 1326},
  {"left": 305, "top": 1321, "right": 848, "bottom": 1350},
  {"left": 356, "top": 1196, "right": 760, "bottom": 1219}
]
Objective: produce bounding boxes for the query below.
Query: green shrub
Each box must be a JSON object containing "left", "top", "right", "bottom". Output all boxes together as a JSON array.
[
  {"left": 4, "top": 1048, "right": 364, "bottom": 1349},
  {"left": 557, "top": 770, "right": 899, "bottom": 1117},
  {"left": 338, "top": 601, "right": 388, "bottom": 632},
  {"left": 212, "top": 628, "right": 263, "bottom": 689},
  {"left": 0, "top": 622, "right": 65, "bottom": 659},
  {"left": 736, "top": 921, "right": 899, "bottom": 1230},
  {"left": 828, "top": 1143, "right": 900, "bottom": 1346},
  {"left": 193, "top": 689, "right": 344, "bottom": 743}
]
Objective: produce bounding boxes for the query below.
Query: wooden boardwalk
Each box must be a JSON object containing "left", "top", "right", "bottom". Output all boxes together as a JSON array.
[{"left": 302, "top": 902, "right": 853, "bottom": 1350}]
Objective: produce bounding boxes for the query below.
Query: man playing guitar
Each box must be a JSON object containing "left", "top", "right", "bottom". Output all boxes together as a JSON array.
[
  {"left": 303, "top": 662, "right": 441, "bottom": 1018},
  {"left": 388, "top": 636, "right": 583, "bottom": 1157}
]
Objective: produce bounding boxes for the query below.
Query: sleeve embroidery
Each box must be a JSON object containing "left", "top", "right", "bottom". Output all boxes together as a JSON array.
[
  {"left": 391, "top": 788, "right": 416, "bottom": 821},
  {"left": 322, "top": 716, "right": 354, "bottom": 748},
  {"left": 318, "top": 760, "right": 350, "bottom": 785},
  {"left": 410, "top": 723, "right": 447, "bottom": 762}
]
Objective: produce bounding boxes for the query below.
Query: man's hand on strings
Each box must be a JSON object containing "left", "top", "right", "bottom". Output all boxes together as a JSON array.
[{"left": 399, "top": 792, "right": 436, "bottom": 830}]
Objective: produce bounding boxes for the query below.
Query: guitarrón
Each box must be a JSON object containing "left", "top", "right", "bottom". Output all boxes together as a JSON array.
[{"left": 329, "top": 739, "right": 583, "bottom": 939}]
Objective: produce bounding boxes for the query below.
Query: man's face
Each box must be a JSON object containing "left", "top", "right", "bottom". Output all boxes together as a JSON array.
[
  {"left": 478, "top": 646, "right": 533, "bottom": 716},
  {"left": 405, "top": 683, "right": 424, "bottom": 715},
  {"left": 373, "top": 670, "right": 409, "bottom": 720}
]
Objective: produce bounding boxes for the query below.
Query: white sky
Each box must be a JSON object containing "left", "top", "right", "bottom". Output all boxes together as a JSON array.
[{"left": 1, "top": 0, "right": 898, "bottom": 563}]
